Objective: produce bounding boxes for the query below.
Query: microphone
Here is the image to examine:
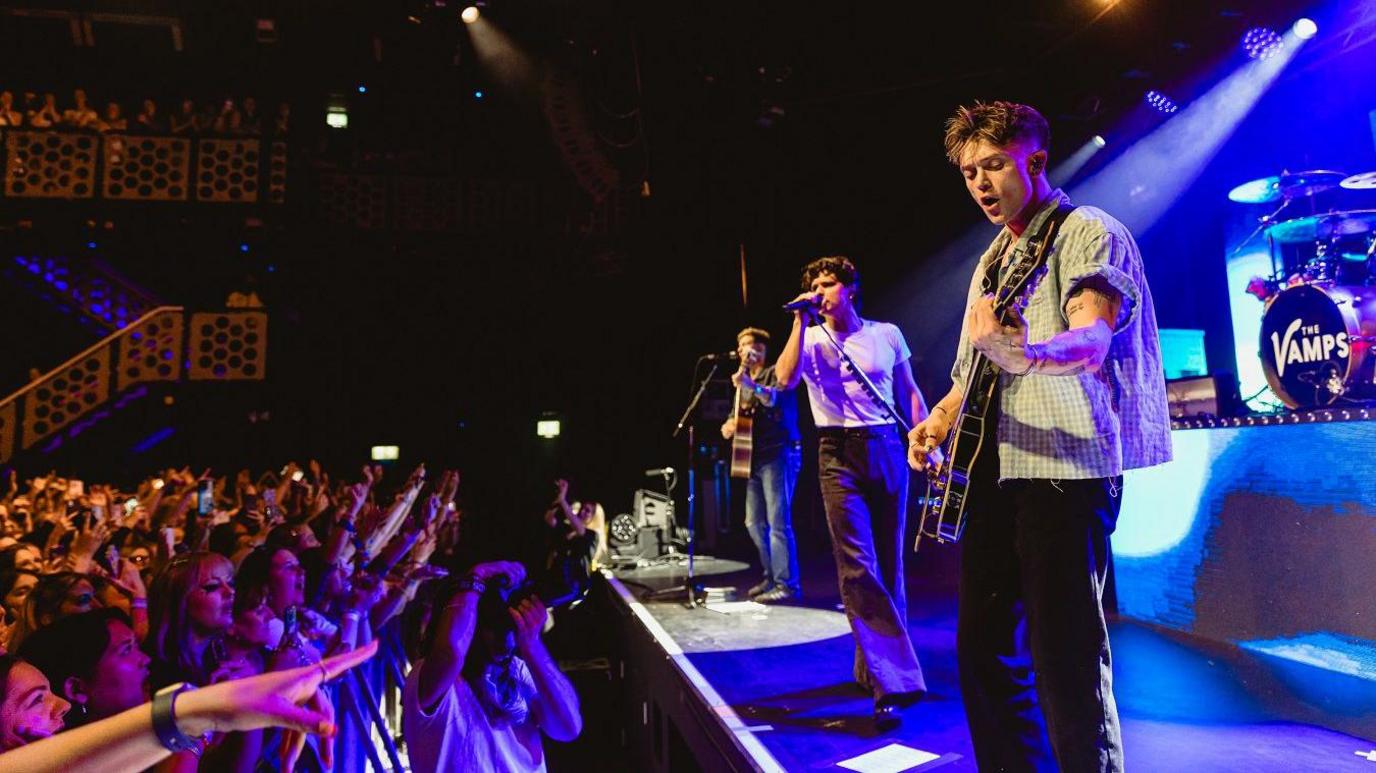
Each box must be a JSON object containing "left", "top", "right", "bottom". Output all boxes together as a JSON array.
[
  {"left": 644, "top": 467, "right": 676, "bottom": 476},
  {"left": 782, "top": 295, "right": 821, "bottom": 312},
  {"left": 703, "top": 351, "right": 739, "bottom": 361}
]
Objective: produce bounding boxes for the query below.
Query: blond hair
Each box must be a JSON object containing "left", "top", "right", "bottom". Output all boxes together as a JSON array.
[{"left": 943, "top": 101, "right": 1050, "bottom": 165}]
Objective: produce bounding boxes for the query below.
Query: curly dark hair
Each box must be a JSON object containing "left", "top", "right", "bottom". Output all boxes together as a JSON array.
[
  {"left": 943, "top": 100, "right": 1050, "bottom": 165},
  {"left": 801, "top": 255, "right": 859, "bottom": 291}
]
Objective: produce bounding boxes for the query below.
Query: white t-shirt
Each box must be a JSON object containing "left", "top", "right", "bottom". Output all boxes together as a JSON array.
[
  {"left": 403, "top": 658, "right": 547, "bottom": 773},
  {"left": 799, "top": 319, "right": 911, "bottom": 427}
]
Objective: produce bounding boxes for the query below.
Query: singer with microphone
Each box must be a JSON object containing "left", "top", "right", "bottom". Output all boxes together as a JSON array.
[
  {"left": 718, "top": 327, "right": 802, "bottom": 603},
  {"left": 774, "top": 255, "right": 929, "bottom": 731}
]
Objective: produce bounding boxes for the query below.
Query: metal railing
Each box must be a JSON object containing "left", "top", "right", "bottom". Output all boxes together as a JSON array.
[{"left": 0, "top": 305, "right": 268, "bottom": 464}]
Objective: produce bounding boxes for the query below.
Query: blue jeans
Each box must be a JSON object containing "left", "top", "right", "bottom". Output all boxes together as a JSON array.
[{"left": 745, "top": 445, "right": 802, "bottom": 593}]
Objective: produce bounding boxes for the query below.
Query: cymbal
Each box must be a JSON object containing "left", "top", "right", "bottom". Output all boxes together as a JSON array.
[
  {"left": 1341, "top": 171, "right": 1376, "bottom": 190},
  {"left": 1266, "top": 210, "right": 1376, "bottom": 242},
  {"left": 1229, "top": 170, "right": 1348, "bottom": 203},
  {"left": 1228, "top": 175, "right": 1281, "bottom": 203},
  {"left": 1278, "top": 170, "right": 1347, "bottom": 199}
]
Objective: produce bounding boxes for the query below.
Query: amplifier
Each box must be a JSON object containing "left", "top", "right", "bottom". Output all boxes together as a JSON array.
[{"left": 1166, "top": 373, "right": 1240, "bottom": 418}]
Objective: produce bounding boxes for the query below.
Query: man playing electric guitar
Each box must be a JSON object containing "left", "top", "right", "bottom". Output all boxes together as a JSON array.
[
  {"left": 908, "top": 102, "right": 1171, "bottom": 772},
  {"left": 720, "top": 327, "right": 802, "bottom": 603}
]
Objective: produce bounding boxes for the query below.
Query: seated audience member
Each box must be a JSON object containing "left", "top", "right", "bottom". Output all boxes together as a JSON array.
[
  {"left": 145, "top": 552, "right": 235, "bottom": 689},
  {"left": 98, "top": 101, "right": 127, "bottom": 133},
  {"left": 0, "top": 655, "right": 69, "bottom": 750},
  {"left": 404, "top": 561, "right": 582, "bottom": 773},
  {"left": 0, "top": 641, "right": 376, "bottom": 772},
  {"left": 21, "top": 93, "right": 47, "bottom": 127},
  {"left": 240, "top": 96, "right": 262, "bottom": 135},
  {"left": 7, "top": 572, "right": 98, "bottom": 651},
  {"left": 168, "top": 99, "right": 199, "bottom": 134},
  {"left": 18, "top": 608, "right": 149, "bottom": 728},
  {"left": 212, "top": 97, "right": 241, "bottom": 134},
  {"left": 61, "top": 89, "right": 99, "bottom": 129},
  {"left": 134, "top": 98, "right": 165, "bottom": 133},
  {"left": 0, "top": 91, "right": 21, "bottom": 126},
  {"left": 273, "top": 102, "right": 290, "bottom": 135}
]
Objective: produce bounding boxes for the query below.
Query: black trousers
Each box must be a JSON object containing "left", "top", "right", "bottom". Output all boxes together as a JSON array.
[
  {"left": 817, "top": 425, "right": 926, "bottom": 701},
  {"left": 958, "top": 427, "right": 1124, "bottom": 772}
]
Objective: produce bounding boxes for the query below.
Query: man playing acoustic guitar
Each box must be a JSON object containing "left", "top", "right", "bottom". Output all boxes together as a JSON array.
[
  {"left": 721, "top": 327, "right": 802, "bottom": 603},
  {"left": 909, "top": 102, "right": 1171, "bottom": 772}
]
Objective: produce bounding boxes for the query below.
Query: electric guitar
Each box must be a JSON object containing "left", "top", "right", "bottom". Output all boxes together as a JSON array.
[{"left": 918, "top": 204, "right": 1073, "bottom": 546}]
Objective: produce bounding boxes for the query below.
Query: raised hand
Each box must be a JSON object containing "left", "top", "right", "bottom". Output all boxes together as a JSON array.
[{"left": 509, "top": 596, "right": 548, "bottom": 655}]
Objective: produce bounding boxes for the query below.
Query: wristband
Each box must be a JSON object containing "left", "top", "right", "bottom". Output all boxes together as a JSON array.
[
  {"left": 338, "top": 519, "right": 357, "bottom": 533},
  {"left": 152, "top": 682, "right": 204, "bottom": 756},
  {"left": 453, "top": 575, "right": 486, "bottom": 596},
  {"left": 131, "top": 597, "right": 148, "bottom": 609}
]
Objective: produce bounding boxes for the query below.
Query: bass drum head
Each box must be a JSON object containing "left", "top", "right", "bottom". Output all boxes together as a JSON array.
[{"left": 1259, "top": 283, "right": 1374, "bottom": 408}]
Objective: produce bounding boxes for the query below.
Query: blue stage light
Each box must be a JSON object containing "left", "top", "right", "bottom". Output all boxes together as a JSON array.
[
  {"left": 473, "top": 90, "right": 484, "bottom": 99},
  {"left": 1293, "top": 18, "right": 1317, "bottom": 40},
  {"left": 240, "top": 243, "right": 250, "bottom": 252},
  {"left": 1092, "top": 135, "right": 1107, "bottom": 148},
  {"left": 357, "top": 85, "right": 367, "bottom": 94},
  {"left": 1242, "top": 27, "right": 1284, "bottom": 60},
  {"left": 1145, "top": 90, "right": 1180, "bottom": 114},
  {"left": 87, "top": 241, "right": 97, "bottom": 248}
]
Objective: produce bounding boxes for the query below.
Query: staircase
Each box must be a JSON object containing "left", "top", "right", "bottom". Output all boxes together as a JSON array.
[{"left": 0, "top": 305, "right": 268, "bottom": 465}]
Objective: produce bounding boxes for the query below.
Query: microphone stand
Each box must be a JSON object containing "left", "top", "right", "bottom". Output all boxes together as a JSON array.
[
  {"left": 649, "top": 357, "right": 719, "bottom": 608},
  {"left": 807, "top": 310, "right": 912, "bottom": 434}
]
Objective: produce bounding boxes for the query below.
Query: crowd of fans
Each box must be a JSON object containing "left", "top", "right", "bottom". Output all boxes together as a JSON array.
[
  {"left": 0, "top": 460, "right": 599, "bottom": 772},
  {"left": 0, "top": 88, "right": 289, "bottom": 136}
]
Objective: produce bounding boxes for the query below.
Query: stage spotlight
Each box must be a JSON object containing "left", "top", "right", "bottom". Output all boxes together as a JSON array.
[
  {"left": 1049, "top": 134, "right": 1109, "bottom": 187},
  {"left": 461, "top": 6, "right": 479, "bottom": 23},
  {"left": 1145, "top": 90, "right": 1180, "bottom": 114},
  {"left": 473, "top": 90, "right": 484, "bottom": 99},
  {"left": 1293, "top": 18, "right": 1317, "bottom": 40},
  {"left": 537, "top": 419, "right": 560, "bottom": 438},
  {"left": 357, "top": 85, "right": 367, "bottom": 94},
  {"left": 1242, "top": 27, "right": 1284, "bottom": 60}
]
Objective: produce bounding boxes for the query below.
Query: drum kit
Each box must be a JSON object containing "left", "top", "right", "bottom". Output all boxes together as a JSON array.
[{"left": 1232, "top": 169, "right": 1376, "bottom": 409}]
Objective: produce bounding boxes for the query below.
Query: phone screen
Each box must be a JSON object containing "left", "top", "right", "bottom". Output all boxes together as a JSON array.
[{"left": 197, "top": 480, "right": 214, "bottom": 516}]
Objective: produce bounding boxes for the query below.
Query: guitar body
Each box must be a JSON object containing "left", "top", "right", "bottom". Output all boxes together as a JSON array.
[
  {"left": 729, "top": 383, "right": 754, "bottom": 479},
  {"left": 918, "top": 204, "right": 1074, "bottom": 547}
]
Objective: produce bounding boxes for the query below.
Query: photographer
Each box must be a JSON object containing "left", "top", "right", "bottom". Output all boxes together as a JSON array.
[{"left": 403, "top": 561, "right": 581, "bottom": 773}]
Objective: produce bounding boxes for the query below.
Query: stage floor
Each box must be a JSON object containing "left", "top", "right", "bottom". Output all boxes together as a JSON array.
[{"left": 609, "top": 554, "right": 1376, "bottom": 772}]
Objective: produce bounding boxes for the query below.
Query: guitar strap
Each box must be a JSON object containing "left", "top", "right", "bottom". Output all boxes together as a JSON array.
[
  {"left": 976, "top": 201, "right": 1076, "bottom": 420},
  {"left": 981, "top": 201, "right": 1077, "bottom": 298}
]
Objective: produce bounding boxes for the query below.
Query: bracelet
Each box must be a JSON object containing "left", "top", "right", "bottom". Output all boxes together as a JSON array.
[
  {"left": 1015, "top": 343, "right": 1043, "bottom": 376},
  {"left": 152, "top": 683, "right": 203, "bottom": 756},
  {"left": 452, "top": 575, "right": 486, "bottom": 597},
  {"left": 131, "top": 597, "right": 148, "bottom": 609},
  {"left": 338, "top": 519, "right": 357, "bottom": 533}
]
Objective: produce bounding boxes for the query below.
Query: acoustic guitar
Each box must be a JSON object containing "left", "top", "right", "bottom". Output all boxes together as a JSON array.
[{"left": 729, "top": 360, "right": 756, "bottom": 479}]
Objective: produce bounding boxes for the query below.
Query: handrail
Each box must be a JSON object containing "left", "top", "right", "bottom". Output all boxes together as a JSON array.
[{"left": 0, "top": 305, "right": 183, "bottom": 408}]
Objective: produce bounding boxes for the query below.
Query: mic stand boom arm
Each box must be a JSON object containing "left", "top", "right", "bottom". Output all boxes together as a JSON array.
[{"left": 808, "top": 315, "right": 912, "bottom": 434}]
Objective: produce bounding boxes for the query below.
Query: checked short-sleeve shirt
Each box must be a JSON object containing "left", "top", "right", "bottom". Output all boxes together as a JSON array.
[{"left": 949, "top": 189, "right": 1172, "bottom": 481}]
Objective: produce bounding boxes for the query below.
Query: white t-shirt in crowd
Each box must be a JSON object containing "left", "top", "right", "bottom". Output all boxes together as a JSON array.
[
  {"left": 402, "top": 658, "right": 547, "bottom": 773},
  {"left": 799, "top": 318, "right": 911, "bottom": 428}
]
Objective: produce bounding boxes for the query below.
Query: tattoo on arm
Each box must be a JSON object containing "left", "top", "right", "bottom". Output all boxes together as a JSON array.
[{"left": 1066, "top": 276, "right": 1123, "bottom": 328}]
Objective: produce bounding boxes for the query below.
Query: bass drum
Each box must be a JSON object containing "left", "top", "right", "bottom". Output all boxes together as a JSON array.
[{"left": 1259, "top": 283, "right": 1376, "bottom": 408}]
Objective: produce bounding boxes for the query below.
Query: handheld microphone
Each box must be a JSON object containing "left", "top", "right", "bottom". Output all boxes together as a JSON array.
[
  {"left": 782, "top": 296, "right": 821, "bottom": 312},
  {"left": 703, "top": 351, "right": 739, "bottom": 361},
  {"left": 644, "top": 467, "right": 676, "bottom": 476}
]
